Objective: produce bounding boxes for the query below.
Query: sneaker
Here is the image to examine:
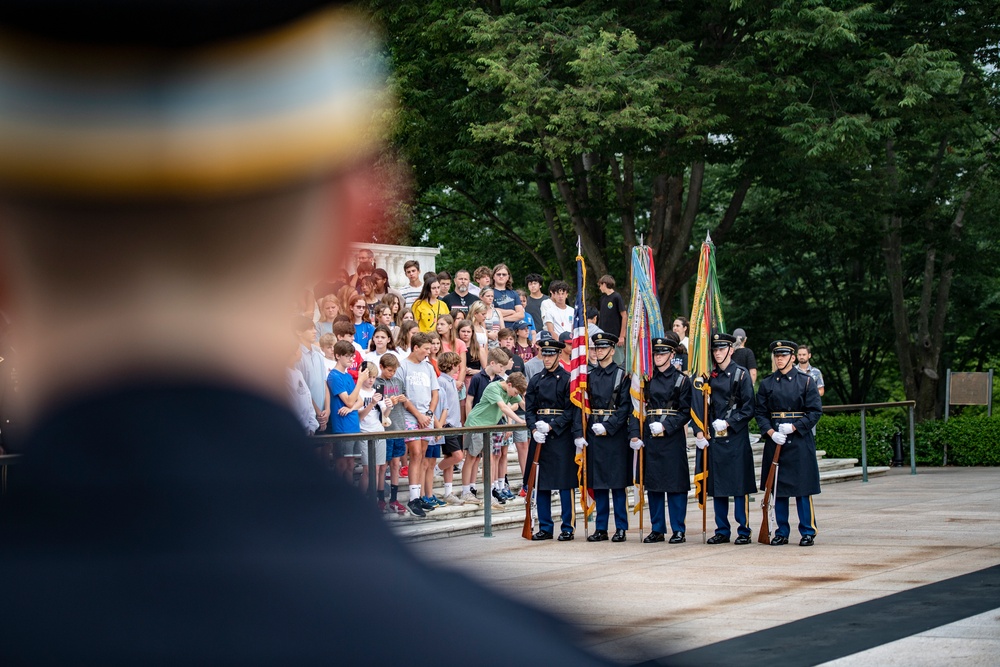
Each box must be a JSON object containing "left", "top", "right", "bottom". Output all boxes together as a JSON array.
[
  {"left": 389, "top": 500, "right": 407, "bottom": 515},
  {"left": 429, "top": 495, "right": 447, "bottom": 507},
  {"left": 443, "top": 493, "right": 464, "bottom": 505},
  {"left": 400, "top": 466, "right": 409, "bottom": 478},
  {"left": 406, "top": 499, "right": 426, "bottom": 517},
  {"left": 503, "top": 485, "right": 516, "bottom": 501},
  {"left": 419, "top": 497, "right": 437, "bottom": 511},
  {"left": 490, "top": 500, "right": 505, "bottom": 512},
  {"left": 460, "top": 492, "right": 482, "bottom": 506},
  {"left": 491, "top": 488, "right": 507, "bottom": 505},
  {"left": 519, "top": 487, "right": 527, "bottom": 498},
  {"left": 377, "top": 500, "right": 387, "bottom": 513},
  {"left": 469, "top": 486, "right": 477, "bottom": 497}
]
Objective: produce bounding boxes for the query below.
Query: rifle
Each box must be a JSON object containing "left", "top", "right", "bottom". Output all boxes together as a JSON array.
[
  {"left": 758, "top": 442, "right": 783, "bottom": 544},
  {"left": 522, "top": 438, "right": 544, "bottom": 540}
]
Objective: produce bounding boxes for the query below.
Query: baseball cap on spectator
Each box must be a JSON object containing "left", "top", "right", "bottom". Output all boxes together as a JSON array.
[
  {"left": 511, "top": 320, "right": 529, "bottom": 330},
  {"left": 733, "top": 328, "right": 747, "bottom": 340},
  {"left": 558, "top": 332, "right": 572, "bottom": 344}
]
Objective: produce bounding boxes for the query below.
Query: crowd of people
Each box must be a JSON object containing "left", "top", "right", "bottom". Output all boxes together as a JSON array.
[{"left": 287, "top": 248, "right": 826, "bottom": 546}]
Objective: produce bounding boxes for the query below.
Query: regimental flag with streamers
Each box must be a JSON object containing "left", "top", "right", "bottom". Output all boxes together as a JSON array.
[
  {"left": 625, "top": 244, "right": 665, "bottom": 517},
  {"left": 689, "top": 232, "right": 726, "bottom": 511},
  {"left": 569, "top": 248, "right": 592, "bottom": 518}
]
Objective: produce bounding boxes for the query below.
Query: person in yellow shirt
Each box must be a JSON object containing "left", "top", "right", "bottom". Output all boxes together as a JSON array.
[{"left": 411, "top": 277, "right": 450, "bottom": 333}]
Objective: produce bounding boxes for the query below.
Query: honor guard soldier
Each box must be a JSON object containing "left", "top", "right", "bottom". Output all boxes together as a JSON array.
[
  {"left": 755, "top": 340, "right": 823, "bottom": 546},
  {"left": 525, "top": 336, "right": 584, "bottom": 541},
  {"left": 630, "top": 333, "right": 693, "bottom": 544},
  {"left": 695, "top": 332, "right": 757, "bottom": 545},
  {"left": 0, "top": 4, "right": 613, "bottom": 664},
  {"left": 585, "top": 331, "right": 632, "bottom": 542}
]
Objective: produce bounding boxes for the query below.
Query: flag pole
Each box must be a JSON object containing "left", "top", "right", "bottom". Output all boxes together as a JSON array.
[{"left": 575, "top": 237, "right": 590, "bottom": 538}]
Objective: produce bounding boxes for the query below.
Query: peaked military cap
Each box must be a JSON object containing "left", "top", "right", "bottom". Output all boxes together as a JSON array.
[
  {"left": 0, "top": 1, "right": 388, "bottom": 198},
  {"left": 652, "top": 333, "right": 679, "bottom": 353},
  {"left": 591, "top": 331, "right": 617, "bottom": 348},
  {"left": 769, "top": 340, "right": 797, "bottom": 355},
  {"left": 538, "top": 337, "right": 565, "bottom": 355},
  {"left": 711, "top": 331, "right": 737, "bottom": 348}
]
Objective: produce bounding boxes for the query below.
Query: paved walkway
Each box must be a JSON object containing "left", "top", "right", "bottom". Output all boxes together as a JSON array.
[{"left": 413, "top": 467, "right": 1000, "bottom": 665}]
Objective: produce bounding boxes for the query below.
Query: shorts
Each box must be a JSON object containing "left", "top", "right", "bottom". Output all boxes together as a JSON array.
[
  {"left": 443, "top": 433, "right": 463, "bottom": 456},
  {"left": 386, "top": 438, "right": 406, "bottom": 460},
  {"left": 403, "top": 416, "right": 433, "bottom": 443},
  {"left": 425, "top": 444, "right": 441, "bottom": 459},
  {"left": 491, "top": 431, "right": 511, "bottom": 457},
  {"left": 358, "top": 436, "right": 387, "bottom": 466},
  {"left": 336, "top": 439, "right": 363, "bottom": 458},
  {"left": 512, "top": 428, "right": 528, "bottom": 443},
  {"left": 465, "top": 432, "right": 485, "bottom": 458}
]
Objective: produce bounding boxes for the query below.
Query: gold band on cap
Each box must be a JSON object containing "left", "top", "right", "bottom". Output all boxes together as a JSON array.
[{"left": 0, "top": 9, "right": 391, "bottom": 197}]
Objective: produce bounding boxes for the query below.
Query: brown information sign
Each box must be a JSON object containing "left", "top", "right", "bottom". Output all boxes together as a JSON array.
[{"left": 949, "top": 372, "right": 991, "bottom": 405}]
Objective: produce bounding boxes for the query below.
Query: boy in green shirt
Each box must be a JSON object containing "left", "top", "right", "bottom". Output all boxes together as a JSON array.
[{"left": 462, "top": 372, "right": 528, "bottom": 508}]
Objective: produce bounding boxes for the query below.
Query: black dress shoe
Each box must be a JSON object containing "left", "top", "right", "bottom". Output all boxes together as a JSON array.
[
  {"left": 799, "top": 535, "right": 815, "bottom": 547},
  {"left": 734, "top": 534, "right": 752, "bottom": 545},
  {"left": 770, "top": 535, "right": 789, "bottom": 546},
  {"left": 587, "top": 530, "right": 609, "bottom": 542},
  {"left": 706, "top": 534, "right": 730, "bottom": 544},
  {"left": 668, "top": 531, "right": 686, "bottom": 544},
  {"left": 643, "top": 531, "right": 665, "bottom": 543},
  {"left": 531, "top": 531, "right": 553, "bottom": 541},
  {"left": 557, "top": 531, "right": 574, "bottom": 541},
  {"left": 612, "top": 529, "right": 627, "bottom": 542}
]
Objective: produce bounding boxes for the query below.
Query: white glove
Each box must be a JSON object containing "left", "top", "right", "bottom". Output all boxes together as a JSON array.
[
  {"left": 772, "top": 431, "right": 787, "bottom": 445},
  {"left": 778, "top": 423, "right": 795, "bottom": 435},
  {"left": 591, "top": 423, "right": 607, "bottom": 436},
  {"left": 630, "top": 438, "right": 644, "bottom": 450},
  {"left": 712, "top": 419, "right": 728, "bottom": 432},
  {"left": 535, "top": 420, "right": 551, "bottom": 434},
  {"left": 532, "top": 430, "right": 547, "bottom": 444},
  {"left": 575, "top": 437, "right": 588, "bottom": 448},
  {"left": 695, "top": 436, "right": 709, "bottom": 450},
  {"left": 649, "top": 421, "right": 664, "bottom": 436}
]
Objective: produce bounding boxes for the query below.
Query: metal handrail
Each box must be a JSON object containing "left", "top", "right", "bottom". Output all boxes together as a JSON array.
[
  {"left": 820, "top": 400, "right": 917, "bottom": 481},
  {"left": 316, "top": 424, "right": 518, "bottom": 537}
]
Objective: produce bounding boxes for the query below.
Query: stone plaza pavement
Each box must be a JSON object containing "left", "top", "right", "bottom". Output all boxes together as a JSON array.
[{"left": 412, "top": 467, "right": 1000, "bottom": 665}]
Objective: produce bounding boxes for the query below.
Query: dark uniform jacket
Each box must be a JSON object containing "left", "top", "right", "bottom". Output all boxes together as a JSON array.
[
  {"left": 525, "top": 365, "right": 582, "bottom": 491},
  {"left": 0, "top": 382, "right": 608, "bottom": 665},
  {"left": 630, "top": 365, "right": 692, "bottom": 493},
  {"left": 755, "top": 368, "right": 823, "bottom": 497},
  {"left": 706, "top": 362, "right": 757, "bottom": 496},
  {"left": 585, "top": 361, "right": 631, "bottom": 489}
]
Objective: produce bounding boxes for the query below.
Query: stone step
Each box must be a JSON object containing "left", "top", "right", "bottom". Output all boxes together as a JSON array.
[{"left": 386, "top": 462, "right": 890, "bottom": 540}]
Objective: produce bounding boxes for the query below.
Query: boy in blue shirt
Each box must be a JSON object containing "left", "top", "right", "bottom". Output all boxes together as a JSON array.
[{"left": 328, "top": 340, "right": 367, "bottom": 483}]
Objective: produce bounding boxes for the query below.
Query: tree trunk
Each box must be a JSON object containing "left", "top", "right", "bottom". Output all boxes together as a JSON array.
[{"left": 535, "top": 163, "right": 570, "bottom": 279}]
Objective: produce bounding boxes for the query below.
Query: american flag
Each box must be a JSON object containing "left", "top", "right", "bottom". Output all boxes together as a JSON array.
[{"left": 568, "top": 253, "right": 589, "bottom": 411}]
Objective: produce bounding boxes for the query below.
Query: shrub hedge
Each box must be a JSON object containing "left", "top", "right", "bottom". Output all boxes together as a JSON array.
[{"left": 814, "top": 412, "right": 999, "bottom": 467}]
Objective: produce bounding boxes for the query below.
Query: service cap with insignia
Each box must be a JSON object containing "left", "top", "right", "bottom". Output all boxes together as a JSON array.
[
  {"left": 538, "top": 337, "right": 565, "bottom": 355},
  {"left": 652, "top": 333, "right": 679, "bottom": 354},
  {"left": 591, "top": 331, "right": 617, "bottom": 348},
  {"left": 711, "top": 331, "right": 737, "bottom": 348},
  {"left": 769, "top": 340, "right": 797, "bottom": 355}
]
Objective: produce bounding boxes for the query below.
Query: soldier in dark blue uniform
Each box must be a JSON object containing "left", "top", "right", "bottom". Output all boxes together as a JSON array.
[
  {"left": 0, "top": 4, "right": 612, "bottom": 663},
  {"left": 755, "top": 340, "right": 823, "bottom": 546},
  {"left": 525, "top": 337, "right": 584, "bottom": 541},
  {"left": 695, "top": 332, "right": 756, "bottom": 545},
  {"left": 584, "top": 332, "right": 631, "bottom": 542},
  {"left": 630, "top": 333, "right": 693, "bottom": 544}
]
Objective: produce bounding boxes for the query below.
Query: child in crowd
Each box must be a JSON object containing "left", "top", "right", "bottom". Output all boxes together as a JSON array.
[
  {"left": 499, "top": 327, "right": 529, "bottom": 496},
  {"left": 332, "top": 321, "right": 364, "bottom": 379},
  {"left": 541, "top": 280, "right": 574, "bottom": 337},
  {"left": 395, "top": 332, "right": 440, "bottom": 517},
  {"left": 524, "top": 273, "right": 549, "bottom": 335},
  {"left": 395, "top": 319, "right": 418, "bottom": 357},
  {"left": 497, "top": 328, "right": 525, "bottom": 375},
  {"left": 374, "top": 304, "right": 396, "bottom": 334},
  {"left": 435, "top": 352, "right": 465, "bottom": 505},
  {"left": 479, "top": 287, "right": 502, "bottom": 345},
  {"left": 381, "top": 293, "right": 405, "bottom": 327},
  {"left": 399, "top": 260, "right": 423, "bottom": 309},
  {"left": 293, "top": 315, "right": 330, "bottom": 437},
  {"left": 412, "top": 277, "right": 449, "bottom": 333},
  {"left": 287, "top": 342, "right": 318, "bottom": 435},
  {"left": 365, "top": 324, "right": 398, "bottom": 367},
  {"left": 356, "top": 361, "right": 388, "bottom": 509},
  {"left": 360, "top": 275, "right": 381, "bottom": 322},
  {"left": 377, "top": 353, "right": 409, "bottom": 515},
  {"left": 315, "top": 293, "right": 341, "bottom": 341},
  {"left": 516, "top": 289, "right": 537, "bottom": 341},
  {"left": 348, "top": 293, "right": 375, "bottom": 351},
  {"left": 462, "top": 347, "right": 511, "bottom": 506},
  {"left": 328, "top": 340, "right": 367, "bottom": 483},
  {"left": 464, "top": 372, "right": 528, "bottom": 509},
  {"left": 318, "top": 333, "right": 338, "bottom": 376},
  {"left": 512, "top": 320, "right": 536, "bottom": 362},
  {"left": 456, "top": 319, "right": 481, "bottom": 391},
  {"left": 471, "top": 265, "right": 492, "bottom": 296}
]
